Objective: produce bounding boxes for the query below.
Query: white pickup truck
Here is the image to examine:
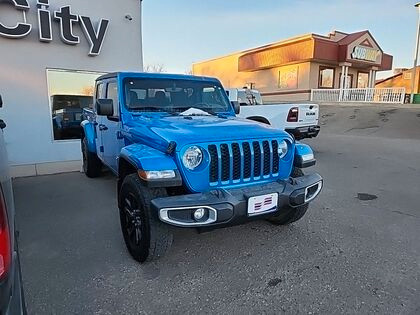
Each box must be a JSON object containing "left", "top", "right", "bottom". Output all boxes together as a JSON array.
[{"left": 226, "top": 88, "right": 320, "bottom": 140}]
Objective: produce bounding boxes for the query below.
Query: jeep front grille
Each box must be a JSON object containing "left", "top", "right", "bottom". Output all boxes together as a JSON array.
[{"left": 208, "top": 140, "right": 280, "bottom": 185}]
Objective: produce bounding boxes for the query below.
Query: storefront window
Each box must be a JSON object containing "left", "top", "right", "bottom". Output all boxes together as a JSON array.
[
  {"left": 278, "top": 66, "right": 299, "bottom": 89},
  {"left": 357, "top": 72, "right": 369, "bottom": 88},
  {"left": 47, "top": 69, "right": 104, "bottom": 141},
  {"left": 318, "top": 67, "right": 335, "bottom": 88}
]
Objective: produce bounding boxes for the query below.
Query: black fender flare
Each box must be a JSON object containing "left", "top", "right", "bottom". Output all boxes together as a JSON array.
[{"left": 246, "top": 116, "right": 271, "bottom": 125}]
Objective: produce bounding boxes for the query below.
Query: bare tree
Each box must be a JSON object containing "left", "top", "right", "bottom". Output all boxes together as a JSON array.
[
  {"left": 143, "top": 64, "right": 165, "bottom": 73},
  {"left": 80, "top": 86, "right": 95, "bottom": 96},
  {"left": 185, "top": 68, "right": 193, "bottom": 75}
]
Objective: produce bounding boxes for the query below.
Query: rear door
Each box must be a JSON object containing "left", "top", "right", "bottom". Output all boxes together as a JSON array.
[{"left": 297, "top": 104, "right": 319, "bottom": 126}]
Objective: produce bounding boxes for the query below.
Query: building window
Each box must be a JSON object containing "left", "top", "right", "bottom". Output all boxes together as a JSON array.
[
  {"left": 278, "top": 66, "right": 299, "bottom": 89},
  {"left": 403, "top": 72, "right": 411, "bottom": 80},
  {"left": 47, "top": 69, "right": 104, "bottom": 141},
  {"left": 339, "top": 73, "right": 353, "bottom": 88},
  {"left": 357, "top": 72, "right": 369, "bottom": 88},
  {"left": 318, "top": 67, "right": 335, "bottom": 88}
]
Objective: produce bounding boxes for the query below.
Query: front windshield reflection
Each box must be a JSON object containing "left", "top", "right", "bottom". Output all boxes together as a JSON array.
[{"left": 124, "top": 78, "right": 232, "bottom": 115}]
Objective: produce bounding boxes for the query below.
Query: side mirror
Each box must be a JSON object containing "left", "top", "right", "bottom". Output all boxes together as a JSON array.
[
  {"left": 231, "top": 101, "right": 240, "bottom": 114},
  {"left": 0, "top": 95, "right": 3, "bottom": 108},
  {"left": 96, "top": 99, "right": 114, "bottom": 116}
]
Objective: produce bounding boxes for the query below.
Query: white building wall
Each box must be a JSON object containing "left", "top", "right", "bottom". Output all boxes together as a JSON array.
[{"left": 0, "top": 0, "right": 143, "bottom": 176}]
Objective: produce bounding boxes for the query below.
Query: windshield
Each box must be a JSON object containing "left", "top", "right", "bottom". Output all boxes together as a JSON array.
[{"left": 124, "top": 78, "right": 232, "bottom": 114}]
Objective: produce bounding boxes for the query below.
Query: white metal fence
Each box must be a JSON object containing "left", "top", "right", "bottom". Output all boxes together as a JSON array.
[{"left": 311, "top": 88, "right": 406, "bottom": 104}]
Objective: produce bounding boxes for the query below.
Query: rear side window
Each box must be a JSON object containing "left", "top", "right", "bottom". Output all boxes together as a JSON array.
[
  {"left": 96, "top": 83, "right": 104, "bottom": 100},
  {"left": 237, "top": 91, "right": 248, "bottom": 105},
  {"left": 106, "top": 82, "right": 119, "bottom": 117}
]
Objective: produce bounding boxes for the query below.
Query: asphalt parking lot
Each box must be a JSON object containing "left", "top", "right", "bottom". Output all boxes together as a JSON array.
[{"left": 14, "top": 105, "right": 420, "bottom": 314}]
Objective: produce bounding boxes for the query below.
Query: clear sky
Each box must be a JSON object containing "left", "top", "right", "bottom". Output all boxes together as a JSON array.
[{"left": 142, "top": 0, "right": 417, "bottom": 79}]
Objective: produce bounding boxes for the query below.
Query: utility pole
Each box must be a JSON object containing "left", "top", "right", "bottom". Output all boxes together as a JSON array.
[{"left": 410, "top": 3, "right": 420, "bottom": 103}]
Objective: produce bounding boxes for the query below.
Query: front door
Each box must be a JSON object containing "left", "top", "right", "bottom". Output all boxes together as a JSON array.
[
  {"left": 95, "top": 82, "right": 105, "bottom": 162},
  {"left": 101, "top": 80, "right": 123, "bottom": 173}
]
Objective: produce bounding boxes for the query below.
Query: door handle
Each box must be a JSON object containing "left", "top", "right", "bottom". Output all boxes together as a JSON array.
[{"left": 98, "top": 124, "right": 108, "bottom": 131}]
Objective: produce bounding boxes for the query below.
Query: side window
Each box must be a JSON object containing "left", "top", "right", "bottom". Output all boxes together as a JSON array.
[
  {"left": 106, "top": 82, "right": 119, "bottom": 117},
  {"left": 237, "top": 91, "right": 249, "bottom": 105},
  {"left": 96, "top": 83, "right": 104, "bottom": 100}
]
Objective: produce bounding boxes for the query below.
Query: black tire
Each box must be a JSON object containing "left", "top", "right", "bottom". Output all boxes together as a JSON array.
[
  {"left": 119, "top": 174, "right": 173, "bottom": 263},
  {"left": 81, "top": 137, "right": 102, "bottom": 178},
  {"left": 267, "top": 168, "right": 309, "bottom": 225}
]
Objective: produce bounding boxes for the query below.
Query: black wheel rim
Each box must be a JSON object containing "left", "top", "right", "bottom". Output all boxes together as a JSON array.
[{"left": 123, "top": 193, "right": 143, "bottom": 246}]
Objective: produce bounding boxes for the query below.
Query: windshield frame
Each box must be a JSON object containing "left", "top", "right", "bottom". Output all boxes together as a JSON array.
[{"left": 122, "top": 77, "right": 234, "bottom": 116}]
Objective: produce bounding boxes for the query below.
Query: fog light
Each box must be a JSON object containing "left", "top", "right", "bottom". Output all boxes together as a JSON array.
[
  {"left": 193, "top": 208, "right": 206, "bottom": 221},
  {"left": 138, "top": 170, "right": 176, "bottom": 180}
]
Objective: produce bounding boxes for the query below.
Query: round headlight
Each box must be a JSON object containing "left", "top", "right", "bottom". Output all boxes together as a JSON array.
[
  {"left": 278, "top": 140, "right": 288, "bottom": 159},
  {"left": 182, "top": 146, "right": 203, "bottom": 170}
]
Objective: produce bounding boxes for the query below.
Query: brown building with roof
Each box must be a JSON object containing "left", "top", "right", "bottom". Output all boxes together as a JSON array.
[
  {"left": 376, "top": 67, "right": 420, "bottom": 94},
  {"left": 193, "top": 30, "right": 393, "bottom": 102}
]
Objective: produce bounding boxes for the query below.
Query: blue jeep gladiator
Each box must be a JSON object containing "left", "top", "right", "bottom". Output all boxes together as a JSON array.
[{"left": 81, "top": 72, "right": 323, "bottom": 263}]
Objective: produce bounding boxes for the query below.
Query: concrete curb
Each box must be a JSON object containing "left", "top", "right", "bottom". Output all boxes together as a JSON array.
[{"left": 318, "top": 102, "right": 420, "bottom": 109}]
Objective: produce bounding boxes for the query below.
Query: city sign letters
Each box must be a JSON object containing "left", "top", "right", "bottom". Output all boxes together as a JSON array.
[{"left": 0, "top": 0, "right": 109, "bottom": 56}]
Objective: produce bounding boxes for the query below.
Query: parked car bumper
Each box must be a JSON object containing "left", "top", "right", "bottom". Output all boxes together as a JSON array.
[
  {"left": 1, "top": 250, "right": 26, "bottom": 315},
  {"left": 151, "top": 173, "right": 323, "bottom": 229},
  {"left": 286, "top": 125, "right": 320, "bottom": 140}
]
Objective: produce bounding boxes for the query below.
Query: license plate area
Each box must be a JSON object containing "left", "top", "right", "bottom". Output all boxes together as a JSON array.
[{"left": 247, "top": 193, "right": 278, "bottom": 216}]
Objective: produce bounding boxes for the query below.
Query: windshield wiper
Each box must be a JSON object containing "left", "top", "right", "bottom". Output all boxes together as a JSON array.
[{"left": 129, "top": 106, "right": 164, "bottom": 112}]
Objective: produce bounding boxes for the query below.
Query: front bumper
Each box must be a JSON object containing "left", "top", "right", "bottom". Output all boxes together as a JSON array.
[
  {"left": 286, "top": 125, "right": 320, "bottom": 140},
  {"left": 151, "top": 173, "right": 322, "bottom": 229}
]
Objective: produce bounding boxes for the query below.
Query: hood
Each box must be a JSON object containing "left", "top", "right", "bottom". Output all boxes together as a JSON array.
[{"left": 123, "top": 113, "right": 292, "bottom": 151}]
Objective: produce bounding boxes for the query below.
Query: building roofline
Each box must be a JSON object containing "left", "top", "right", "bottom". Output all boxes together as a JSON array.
[
  {"left": 192, "top": 33, "right": 315, "bottom": 66},
  {"left": 376, "top": 65, "right": 420, "bottom": 84},
  {"left": 193, "top": 29, "right": 384, "bottom": 67},
  {"left": 375, "top": 72, "right": 402, "bottom": 85}
]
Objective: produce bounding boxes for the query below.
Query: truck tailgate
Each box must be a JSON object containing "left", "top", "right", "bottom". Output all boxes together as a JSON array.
[{"left": 298, "top": 104, "right": 319, "bottom": 125}]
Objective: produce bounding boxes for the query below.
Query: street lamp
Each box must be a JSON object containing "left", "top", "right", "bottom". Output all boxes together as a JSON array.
[{"left": 410, "top": 3, "right": 420, "bottom": 103}]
